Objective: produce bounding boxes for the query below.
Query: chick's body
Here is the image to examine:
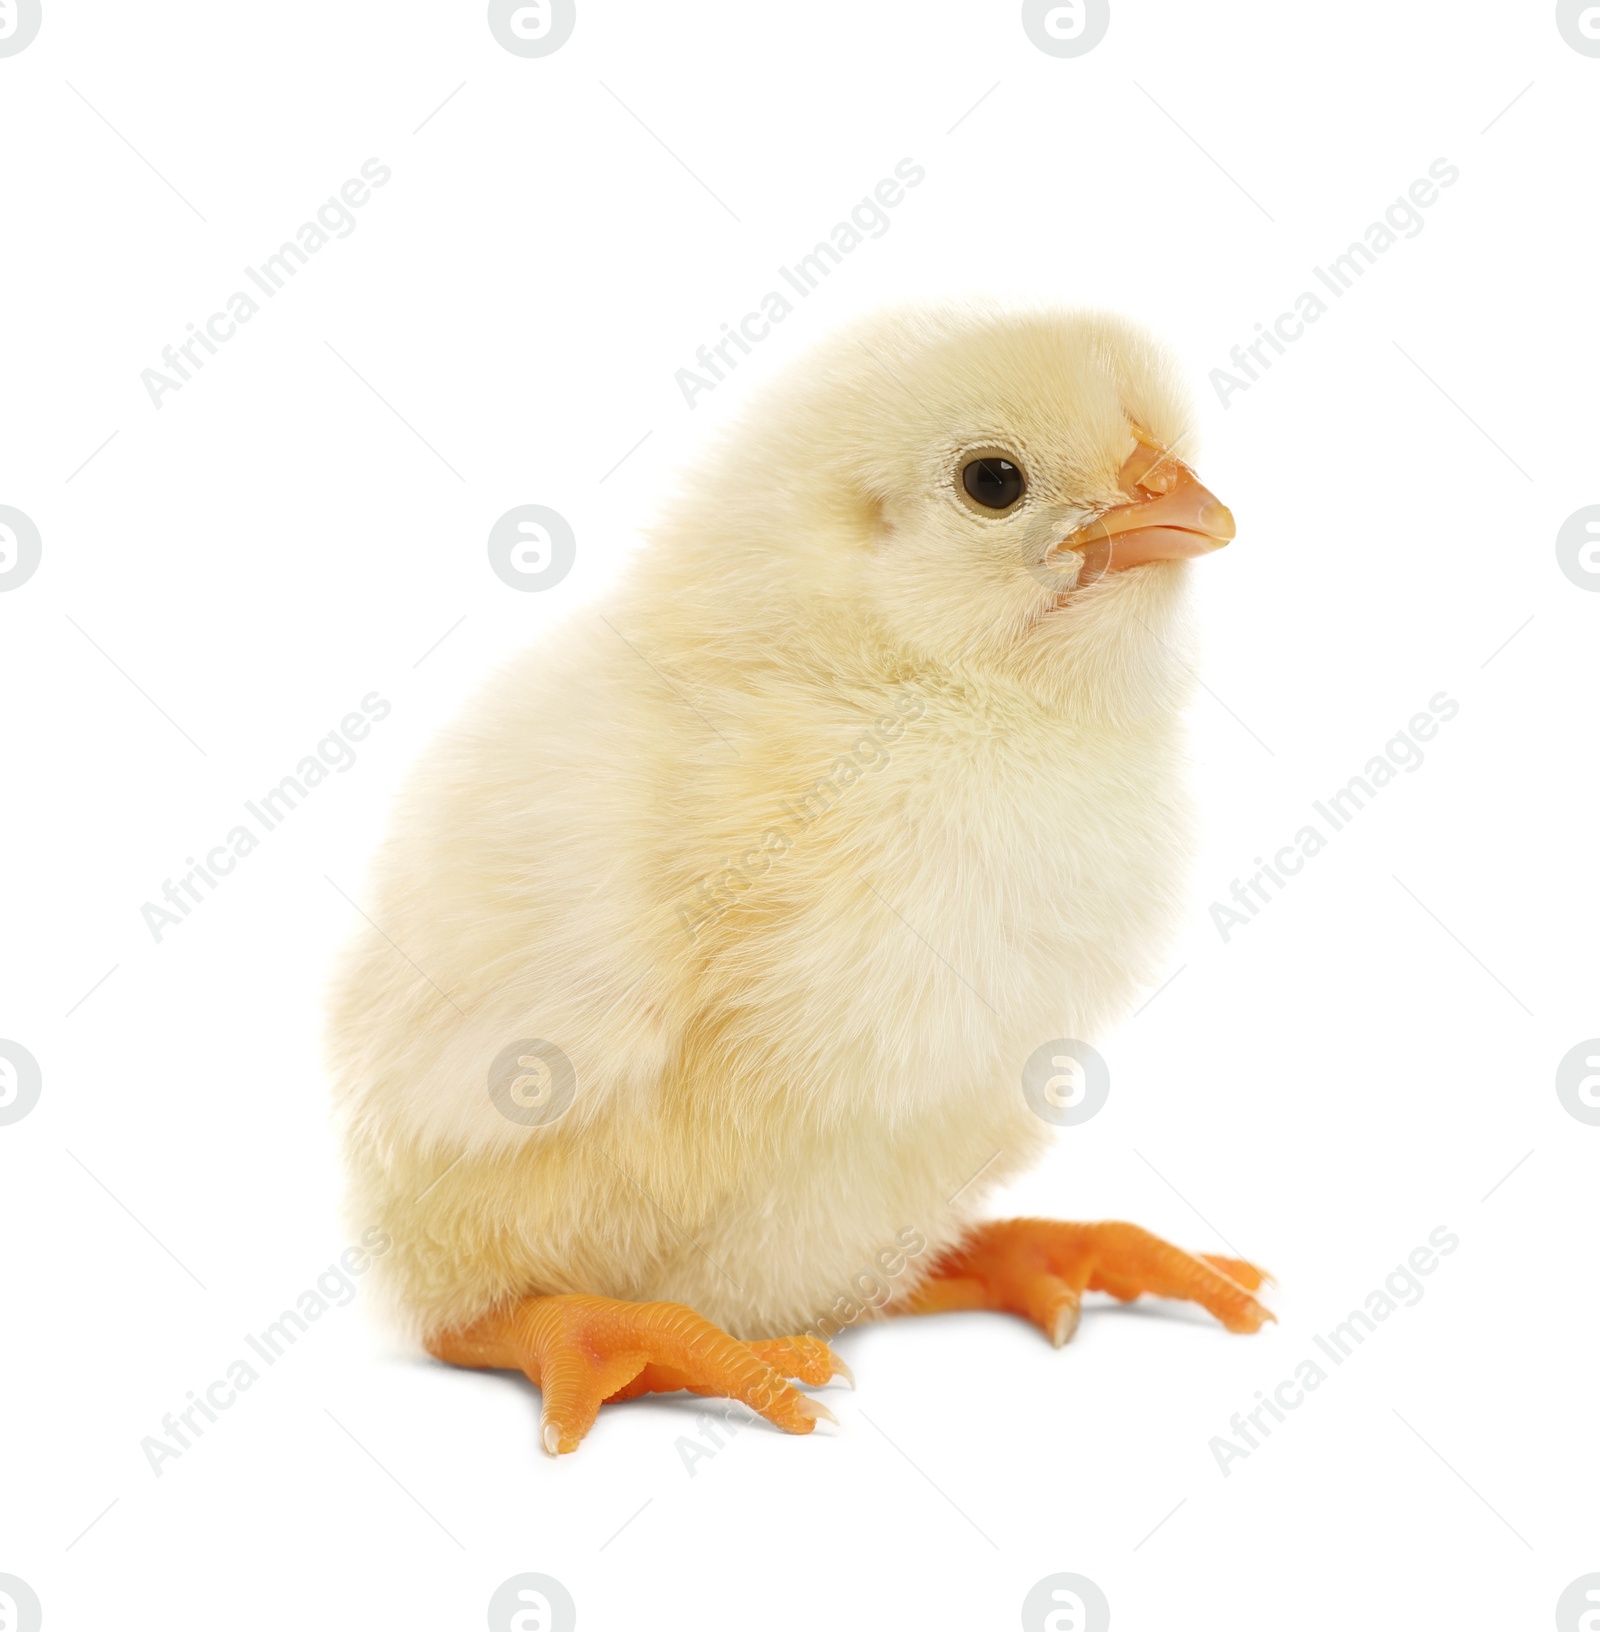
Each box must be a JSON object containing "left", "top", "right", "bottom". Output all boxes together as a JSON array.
[{"left": 328, "top": 306, "right": 1204, "bottom": 1347}]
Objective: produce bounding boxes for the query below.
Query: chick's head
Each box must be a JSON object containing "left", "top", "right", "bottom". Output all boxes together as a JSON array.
[{"left": 660, "top": 304, "right": 1236, "bottom": 722}]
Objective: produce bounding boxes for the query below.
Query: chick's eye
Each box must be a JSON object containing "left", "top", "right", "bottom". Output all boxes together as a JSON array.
[{"left": 961, "top": 456, "right": 1025, "bottom": 511}]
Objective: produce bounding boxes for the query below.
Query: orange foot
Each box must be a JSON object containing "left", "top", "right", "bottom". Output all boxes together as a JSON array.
[
  {"left": 426, "top": 1294, "right": 848, "bottom": 1455},
  {"left": 901, "top": 1219, "right": 1273, "bottom": 1346}
]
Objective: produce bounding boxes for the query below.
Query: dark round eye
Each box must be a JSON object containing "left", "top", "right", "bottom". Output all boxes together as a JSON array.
[{"left": 961, "top": 455, "right": 1025, "bottom": 511}]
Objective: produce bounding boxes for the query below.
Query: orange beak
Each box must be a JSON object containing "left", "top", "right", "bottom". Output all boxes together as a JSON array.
[{"left": 1056, "top": 432, "right": 1235, "bottom": 575}]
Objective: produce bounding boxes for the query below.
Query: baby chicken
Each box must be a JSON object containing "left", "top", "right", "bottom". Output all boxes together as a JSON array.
[{"left": 326, "top": 303, "right": 1270, "bottom": 1455}]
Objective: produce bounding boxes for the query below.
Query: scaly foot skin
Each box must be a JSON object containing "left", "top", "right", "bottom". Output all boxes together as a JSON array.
[
  {"left": 426, "top": 1294, "right": 847, "bottom": 1455},
  {"left": 901, "top": 1219, "right": 1274, "bottom": 1346}
]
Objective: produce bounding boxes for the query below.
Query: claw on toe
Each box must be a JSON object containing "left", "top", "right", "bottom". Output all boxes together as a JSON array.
[
  {"left": 794, "top": 1396, "right": 840, "bottom": 1430},
  {"left": 1048, "top": 1294, "right": 1082, "bottom": 1349}
]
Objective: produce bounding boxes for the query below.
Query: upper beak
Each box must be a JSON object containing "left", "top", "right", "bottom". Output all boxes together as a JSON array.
[{"left": 1056, "top": 434, "right": 1235, "bottom": 573}]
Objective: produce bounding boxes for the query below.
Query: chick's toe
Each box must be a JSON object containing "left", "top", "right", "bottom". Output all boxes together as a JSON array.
[{"left": 426, "top": 1293, "right": 840, "bottom": 1455}]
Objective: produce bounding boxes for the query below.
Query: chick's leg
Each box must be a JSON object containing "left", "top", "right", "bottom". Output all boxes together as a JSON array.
[
  {"left": 426, "top": 1295, "right": 842, "bottom": 1455},
  {"left": 899, "top": 1219, "right": 1273, "bottom": 1346}
]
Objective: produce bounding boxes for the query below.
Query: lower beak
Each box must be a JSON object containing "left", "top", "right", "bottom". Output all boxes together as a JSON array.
[{"left": 1055, "top": 440, "right": 1235, "bottom": 573}]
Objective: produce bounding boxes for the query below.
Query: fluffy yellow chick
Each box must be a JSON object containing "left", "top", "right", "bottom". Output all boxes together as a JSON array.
[{"left": 326, "top": 303, "right": 1271, "bottom": 1455}]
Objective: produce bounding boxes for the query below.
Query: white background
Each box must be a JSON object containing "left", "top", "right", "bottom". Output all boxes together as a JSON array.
[{"left": 3, "top": 2, "right": 1597, "bottom": 1628}]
